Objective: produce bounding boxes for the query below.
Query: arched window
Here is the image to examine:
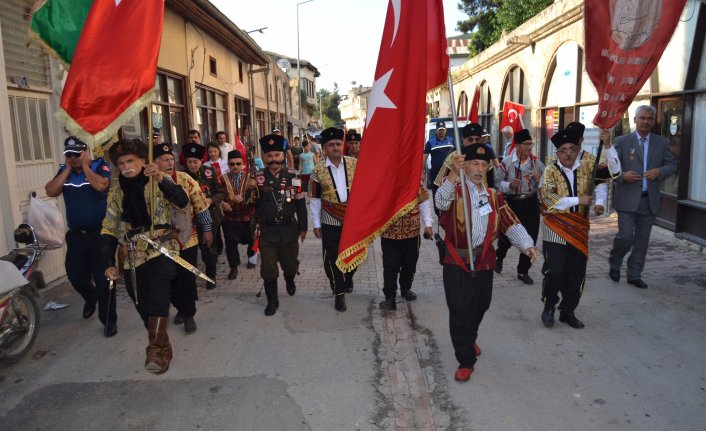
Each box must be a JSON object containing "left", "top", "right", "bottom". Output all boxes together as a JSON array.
[
  {"left": 499, "top": 66, "right": 529, "bottom": 154},
  {"left": 457, "top": 91, "right": 468, "bottom": 117},
  {"left": 478, "top": 80, "right": 492, "bottom": 134}
]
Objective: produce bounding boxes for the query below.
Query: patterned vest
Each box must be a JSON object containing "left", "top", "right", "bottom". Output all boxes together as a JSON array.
[{"left": 381, "top": 185, "right": 429, "bottom": 240}]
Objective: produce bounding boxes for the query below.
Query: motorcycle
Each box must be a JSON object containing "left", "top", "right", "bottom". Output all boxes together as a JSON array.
[{"left": 0, "top": 223, "right": 55, "bottom": 364}]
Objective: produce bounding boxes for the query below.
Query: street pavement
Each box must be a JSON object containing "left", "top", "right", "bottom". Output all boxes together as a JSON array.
[{"left": 1, "top": 211, "right": 705, "bottom": 431}]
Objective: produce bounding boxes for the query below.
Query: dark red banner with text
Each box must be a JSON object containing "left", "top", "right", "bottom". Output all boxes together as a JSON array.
[{"left": 585, "top": 0, "right": 686, "bottom": 129}]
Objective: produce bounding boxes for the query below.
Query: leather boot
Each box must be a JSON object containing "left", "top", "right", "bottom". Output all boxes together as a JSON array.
[
  {"left": 155, "top": 317, "right": 172, "bottom": 373},
  {"left": 285, "top": 275, "right": 296, "bottom": 296},
  {"left": 334, "top": 294, "right": 346, "bottom": 312},
  {"left": 264, "top": 280, "right": 279, "bottom": 316},
  {"left": 542, "top": 303, "right": 555, "bottom": 328},
  {"left": 344, "top": 276, "right": 354, "bottom": 293},
  {"left": 145, "top": 316, "right": 164, "bottom": 373},
  {"left": 379, "top": 296, "right": 396, "bottom": 311}
]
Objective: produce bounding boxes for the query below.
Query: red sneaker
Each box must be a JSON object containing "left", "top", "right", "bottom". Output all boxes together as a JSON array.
[
  {"left": 473, "top": 342, "right": 481, "bottom": 357},
  {"left": 454, "top": 367, "right": 474, "bottom": 382}
]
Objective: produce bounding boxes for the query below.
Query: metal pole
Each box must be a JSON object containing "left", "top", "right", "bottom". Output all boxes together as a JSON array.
[
  {"left": 147, "top": 103, "right": 155, "bottom": 237},
  {"left": 446, "top": 73, "right": 475, "bottom": 272},
  {"left": 297, "top": 0, "right": 314, "bottom": 139}
]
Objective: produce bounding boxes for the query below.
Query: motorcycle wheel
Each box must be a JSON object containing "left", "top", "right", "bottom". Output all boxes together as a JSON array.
[{"left": 0, "top": 287, "right": 40, "bottom": 365}]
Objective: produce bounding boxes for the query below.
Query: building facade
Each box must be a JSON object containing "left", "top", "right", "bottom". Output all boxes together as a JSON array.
[
  {"left": 430, "top": 0, "right": 706, "bottom": 245},
  {"left": 340, "top": 85, "right": 372, "bottom": 133}
]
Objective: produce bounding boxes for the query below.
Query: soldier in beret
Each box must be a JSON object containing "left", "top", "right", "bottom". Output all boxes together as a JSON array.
[
  {"left": 152, "top": 143, "right": 213, "bottom": 333},
  {"left": 435, "top": 143, "right": 537, "bottom": 382},
  {"left": 182, "top": 142, "right": 224, "bottom": 291},
  {"left": 538, "top": 126, "right": 620, "bottom": 329},
  {"left": 309, "top": 127, "right": 358, "bottom": 312},
  {"left": 102, "top": 139, "right": 190, "bottom": 373},
  {"left": 252, "top": 134, "right": 308, "bottom": 316}
]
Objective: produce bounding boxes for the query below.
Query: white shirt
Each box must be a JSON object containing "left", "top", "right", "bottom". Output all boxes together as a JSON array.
[{"left": 218, "top": 142, "right": 234, "bottom": 160}]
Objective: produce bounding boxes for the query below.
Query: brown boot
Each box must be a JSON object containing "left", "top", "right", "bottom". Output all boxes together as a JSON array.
[
  {"left": 145, "top": 316, "right": 163, "bottom": 373},
  {"left": 154, "top": 316, "right": 172, "bottom": 374}
]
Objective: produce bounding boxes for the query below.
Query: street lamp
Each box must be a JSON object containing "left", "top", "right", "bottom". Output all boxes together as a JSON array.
[{"left": 297, "top": 0, "right": 314, "bottom": 138}]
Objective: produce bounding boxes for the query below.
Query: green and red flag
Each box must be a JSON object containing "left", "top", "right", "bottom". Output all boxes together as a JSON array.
[
  {"left": 336, "top": 0, "right": 449, "bottom": 271},
  {"left": 31, "top": 0, "right": 164, "bottom": 146},
  {"left": 29, "top": 0, "right": 92, "bottom": 67}
]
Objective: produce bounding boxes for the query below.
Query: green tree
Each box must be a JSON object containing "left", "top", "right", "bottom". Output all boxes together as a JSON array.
[
  {"left": 317, "top": 84, "right": 342, "bottom": 129},
  {"left": 457, "top": 0, "right": 553, "bottom": 56}
]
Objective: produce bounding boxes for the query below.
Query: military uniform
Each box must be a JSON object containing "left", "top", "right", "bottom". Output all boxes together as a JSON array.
[
  {"left": 102, "top": 139, "right": 190, "bottom": 374},
  {"left": 253, "top": 134, "right": 307, "bottom": 316},
  {"left": 309, "top": 127, "right": 357, "bottom": 311}
]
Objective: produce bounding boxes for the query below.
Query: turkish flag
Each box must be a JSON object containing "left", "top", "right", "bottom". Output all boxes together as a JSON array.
[
  {"left": 336, "top": 0, "right": 449, "bottom": 271},
  {"left": 233, "top": 133, "right": 249, "bottom": 172},
  {"left": 57, "top": 1, "right": 164, "bottom": 146},
  {"left": 500, "top": 101, "right": 525, "bottom": 155},
  {"left": 585, "top": 0, "right": 686, "bottom": 128},
  {"left": 468, "top": 86, "right": 479, "bottom": 123}
]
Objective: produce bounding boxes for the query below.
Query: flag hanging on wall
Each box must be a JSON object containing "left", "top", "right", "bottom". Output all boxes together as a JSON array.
[{"left": 336, "top": 0, "right": 449, "bottom": 272}]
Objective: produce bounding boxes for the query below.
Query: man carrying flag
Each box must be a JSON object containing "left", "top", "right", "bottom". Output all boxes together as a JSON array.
[{"left": 310, "top": 127, "right": 358, "bottom": 311}]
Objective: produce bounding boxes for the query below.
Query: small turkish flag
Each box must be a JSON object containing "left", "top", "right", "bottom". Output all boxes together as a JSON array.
[
  {"left": 336, "top": 0, "right": 449, "bottom": 271},
  {"left": 468, "top": 86, "right": 479, "bottom": 123},
  {"left": 500, "top": 101, "right": 525, "bottom": 155}
]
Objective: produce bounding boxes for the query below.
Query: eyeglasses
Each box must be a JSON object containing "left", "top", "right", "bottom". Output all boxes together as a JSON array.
[
  {"left": 65, "top": 152, "right": 82, "bottom": 158},
  {"left": 557, "top": 147, "right": 578, "bottom": 154},
  {"left": 228, "top": 162, "right": 243, "bottom": 166}
]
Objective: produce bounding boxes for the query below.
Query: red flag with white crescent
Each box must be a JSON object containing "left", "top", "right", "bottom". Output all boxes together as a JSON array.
[
  {"left": 57, "top": 0, "right": 164, "bottom": 146},
  {"left": 500, "top": 101, "right": 525, "bottom": 155},
  {"left": 585, "top": 0, "right": 686, "bottom": 128},
  {"left": 336, "top": 0, "right": 449, "bottom": 271}
]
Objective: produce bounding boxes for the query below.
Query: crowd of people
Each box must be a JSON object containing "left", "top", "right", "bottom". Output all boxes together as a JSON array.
[{"left": 46, "top": 104, "right": 676, "bottom": 381}]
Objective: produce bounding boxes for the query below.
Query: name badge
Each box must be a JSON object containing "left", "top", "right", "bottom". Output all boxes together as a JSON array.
[
  {"left": 478, "top": 202, "right": 492, "bottom": 217},
  {"left": 292, "top": 178, "right": 301, "bottom": 187}
]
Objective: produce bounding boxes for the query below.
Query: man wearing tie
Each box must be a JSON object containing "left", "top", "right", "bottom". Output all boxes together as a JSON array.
[{"left": 609, "top": 105, "right": 677, "bottom": 289}]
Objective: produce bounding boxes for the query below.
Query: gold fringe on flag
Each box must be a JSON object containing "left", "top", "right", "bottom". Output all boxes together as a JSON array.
[
  {"left": 55, "top": 90, "right": 155, "bottom": 149},
  {"left": 335, "top": 197, "right": 419, "bottom": 273}
]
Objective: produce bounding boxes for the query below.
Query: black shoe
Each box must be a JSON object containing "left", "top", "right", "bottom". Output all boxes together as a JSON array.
[
  {"left": 379, "top": 297, "right": 396, "bottom": 310},
  {"left": 542, "top": 304, "right": 555, "bottom": 328},
  {"left": 228, "top": 267, "right": 238, "bottom": 280},
  {"left": 264, "top": 300, "right": 279, "bottom": 316},
  {"left": 82, "top": 300, "right": 97, "bottom": 319},
  {"left": 609, "top": 268, "right": 620, "bottom": 282},
  {"left": 285, "top": 278, "right": 296, "bottom": 296},
  {"left": 344, "top": 279, "right": 354, "bottom": 293},
  {"left": 627, "top": 278, "right": 648, "bottom": 289},
  {"left": 494, "top": 259, "right": 503, "bottom": 274},
  {"left": 173, "top": 312, "right": 185, "bottom": 325},
  {"left": 104, "top": 323, "right": 118, "bottom": 337},
  {"left": 334, "top": 295, "right": 347, "bottom": 312},
  {"left": 184, "top": 316, "right": 197, "bottom": 333},
  {"left": 400, "top": 289, "right": 417, "bottom": 301},
  {"left": 246, "top": 262, "right": 256, "bottom": 269},
  {"left": 517, "top": 274, "right": 534, "bottom": 285},
  {"left": 206, "top": 282, "right": 217, "bottom": 290},
  {"left": 559, "top": 312, "right": 585, "bottom": 328}
]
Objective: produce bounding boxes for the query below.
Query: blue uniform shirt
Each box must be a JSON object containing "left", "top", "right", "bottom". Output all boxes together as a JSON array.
[
  {"left": 424, "top": 135, "right": 455, "bottom": 178},
  {"left": 58, "top": 158, "right": 111, "bottom": 229}
]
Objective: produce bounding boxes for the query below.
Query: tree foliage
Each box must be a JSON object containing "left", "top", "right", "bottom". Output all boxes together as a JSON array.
[
  {"left": 457, "top": 0, "right": 554, "bottom": 56},
  {"left": 317, "top": 84, "right": 342, "bottom": 129}
]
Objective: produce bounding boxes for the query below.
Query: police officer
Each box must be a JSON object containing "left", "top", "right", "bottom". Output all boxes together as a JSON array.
[
  {"left": 424, "top": 121, "right": 454, "bottom": 213},
  {"left": 253, "top": 134, "right": 308, "bottom": 316},
  {"left": 45, "top": 137, "right": 116, "bottom": 337}
]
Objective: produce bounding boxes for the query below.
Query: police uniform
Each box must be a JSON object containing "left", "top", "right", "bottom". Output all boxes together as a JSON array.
[
  {"left": 424, "top": 121, "right": 454, "bottom": 213},
  {"left": 253, "top": 134, "right": 307, "bottom": 316},
  {"left": 435, "top": 144, "right": 534, "bottom": 382},
  {"left": 183, "top": 142, "right": 224, "bottom": 290},
  {"left": 539, "top": 127, "right": 621, "bottom": 329},
  {"left": 494, "top": 128, "right": 545, "bottom": 283},
  {"left": 309, "top": 127, "right": 357, "bottom": 312},
  {"left": 49, "top": 137, "right": 115, "bottom": 335},
  {"left": 101, "top": 139, "right": 190, "bottom": 374}
]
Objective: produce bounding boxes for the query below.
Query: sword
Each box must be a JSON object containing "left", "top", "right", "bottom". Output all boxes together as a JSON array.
[
  {"left": 138, "top": 234, "right": 215, "bottom": 284},
  {"left": 126, "top": 236, "right": 138, "bottom": 305}
]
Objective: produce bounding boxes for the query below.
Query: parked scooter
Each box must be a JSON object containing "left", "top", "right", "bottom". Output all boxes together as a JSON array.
[{"left": 0, "top": 223, "right": 55, "bottom": 364}]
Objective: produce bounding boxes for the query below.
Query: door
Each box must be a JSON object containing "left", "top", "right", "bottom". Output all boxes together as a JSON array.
[{"left": 655, "top": 97, "right": 683, "bottom": 229}]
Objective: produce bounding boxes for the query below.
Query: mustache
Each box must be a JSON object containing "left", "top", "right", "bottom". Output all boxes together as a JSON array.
[
  {"left": 122, "top": 168, "right": 136, "bottom": 175},
  {"left": 267, "top": 160, "right": 282, "bottom": 166}
]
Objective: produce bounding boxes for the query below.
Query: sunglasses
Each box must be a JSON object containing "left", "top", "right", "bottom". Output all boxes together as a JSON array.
[
  {"left": 65, "top": 152, "right": 82, "bottom": 158},
  {"left": 228, "top": 162, "right": 243, "bottom": 166}
]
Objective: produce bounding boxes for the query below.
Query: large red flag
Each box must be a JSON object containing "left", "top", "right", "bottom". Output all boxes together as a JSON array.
[
  {"left": 500, "top": 101, "right": 525, "bottom": 155},
  {"left": 336, "top": 0, "right": 449, "bottom": 271},
  {"left": 585, "top": 0, "right": 686, "bottom": 128},
  {"left": 57, "top": 1, "right": 164, "bottom": 146},
  {"left": 467, "top": 86, "right": 479, "bottom": 122}
]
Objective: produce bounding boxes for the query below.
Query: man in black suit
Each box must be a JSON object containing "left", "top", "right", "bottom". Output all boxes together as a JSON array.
[{"left": 608, "top": 105, "right": 677, "bottom": 289}]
